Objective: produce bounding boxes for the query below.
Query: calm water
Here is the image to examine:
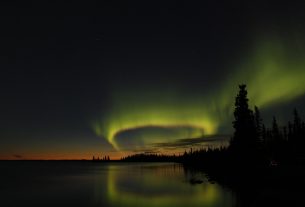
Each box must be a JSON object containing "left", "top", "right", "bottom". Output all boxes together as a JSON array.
[{"left": 0, "top": 162, "right": 236, "bottom": 207}]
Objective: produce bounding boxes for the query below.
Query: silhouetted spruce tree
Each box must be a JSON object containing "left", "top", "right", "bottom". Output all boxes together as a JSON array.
[
  {"left": 262, "top": 124, "right": 267, "bottom": 144},
  {"left": 254, "top": 106, "right": 263, "bottom": 146},
  {"left": 293, "top": 109, "right": 302, "bottom": 133},
  {"left": 272, "top": 117, "right": 280, "bottom": 140},
  {"left": 230, "top": 84, "right": 257, "bottom": 156},
  {"left": 302, "top": 121, "right": 305, "bottom": 156},
  {"left": 288, "top": 121, "right": 293, "bottom": 141},
  {"left": 283, "top": 126, "right": 288, "bottom": 141},
  {"left": 291, "top": 109, "right": 303, "bottom": 156},
  {"left": 271, "top": 116, "right": 281, "bottom": 159}
]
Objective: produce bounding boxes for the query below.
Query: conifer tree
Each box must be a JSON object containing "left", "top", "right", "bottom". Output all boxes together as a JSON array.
[
  {"left": 231, "top": 84, "right": 257, "bottom": 154},
  {"left": 254, "top": 106, "right": 263, "bottom": 145},
  {"left": 272, "top": 116, "right": 280, "bottom": 140}
]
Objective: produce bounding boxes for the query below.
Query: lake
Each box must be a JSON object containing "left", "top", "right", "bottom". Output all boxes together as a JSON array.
[{"left": 0, "top": 161, "right": 236, "bottom": 207}]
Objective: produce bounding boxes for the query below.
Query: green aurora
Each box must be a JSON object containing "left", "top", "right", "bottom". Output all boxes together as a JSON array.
[{"left": 93, "top": 35, "right": 305, "bottom": 151}]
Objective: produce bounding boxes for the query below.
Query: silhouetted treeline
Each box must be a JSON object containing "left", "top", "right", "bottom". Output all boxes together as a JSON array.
[
  {"left": 92, "top": 155, "right": 110, "bottom": 162},
  {"left": 121, "top": 153, "right": 180, "bottom": 162},
  {"left": 261, "top": 109, "right": 305, "bottom": 165},
  {"left": 120, "top": 148, "right": 230, "bottom": 164},
  {"left": 184, "top": 85, "right": 305, "bottom": 167},
  {"left": 228, "top": 84, "right": 305, "bottom": 166}
]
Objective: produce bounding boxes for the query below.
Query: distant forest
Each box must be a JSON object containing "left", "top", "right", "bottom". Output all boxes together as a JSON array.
[{"left": 97, "top": 85, "right": 305, "bottom": 168}]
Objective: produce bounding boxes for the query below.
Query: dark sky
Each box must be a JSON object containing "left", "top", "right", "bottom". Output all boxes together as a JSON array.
[{"left": 1, "top": 1, "right": 305, "bottom": 159}]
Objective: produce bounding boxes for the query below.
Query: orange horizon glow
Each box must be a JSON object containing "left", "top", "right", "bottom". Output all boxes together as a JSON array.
[{"left": 0, "top": 148, "right": 192, "bottom": 161}]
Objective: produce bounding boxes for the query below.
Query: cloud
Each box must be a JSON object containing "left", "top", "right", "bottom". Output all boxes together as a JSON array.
[
  {"left": 13, "top": 154, "right": 23, "bottom": 159},
  {"left": 132, "top": 149, "right": 162, "bottom": 154},
  {"left": 152, "top": 135, "right": 230, "bottom": 150}
]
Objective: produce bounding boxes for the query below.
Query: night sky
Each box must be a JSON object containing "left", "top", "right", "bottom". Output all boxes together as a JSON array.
[{"left": 1, "top": 1, "right": 305, "bottom": 159}]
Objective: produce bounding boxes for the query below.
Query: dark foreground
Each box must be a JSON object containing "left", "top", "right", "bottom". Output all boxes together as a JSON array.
[
  {"left": 0, "top": 161, "right": 304, "bottom": 207},
  {"left": 185, "top": 163, "right": 305, "bottom": 207}
]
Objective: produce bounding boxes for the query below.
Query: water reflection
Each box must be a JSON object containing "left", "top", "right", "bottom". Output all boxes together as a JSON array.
[
  {"left": 0, "top": 162, "right": 236, "bottom": 207},
  {"left": 94, "top": 163, "right": 235, "bottom": 207}
]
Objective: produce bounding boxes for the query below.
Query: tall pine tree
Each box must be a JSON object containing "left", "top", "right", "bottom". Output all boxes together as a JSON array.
[
  {"left": 254, "top": 106, "right": 263, "bottom": 145},
  {"left": 230, "top": 84, "right": 257, "bottom": 155}
]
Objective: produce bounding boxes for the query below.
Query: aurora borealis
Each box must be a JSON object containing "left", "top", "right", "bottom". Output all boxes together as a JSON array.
[
  {"left": 93, "top": 34, "right": 305, "bottom": 153},
  {"left": 1, "top": 1, "right": 305, "bottom": 159}
]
